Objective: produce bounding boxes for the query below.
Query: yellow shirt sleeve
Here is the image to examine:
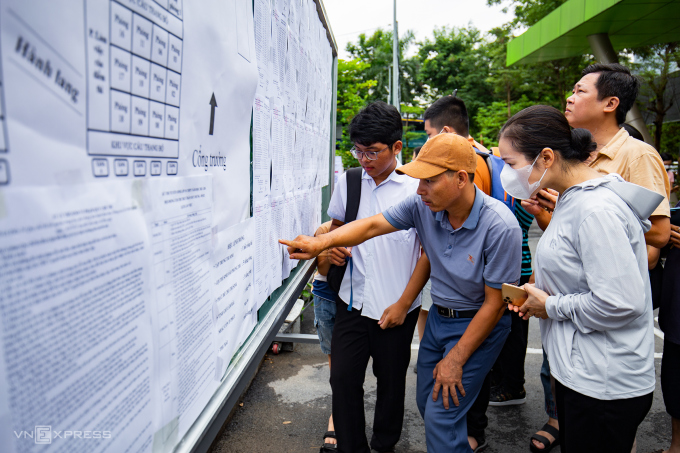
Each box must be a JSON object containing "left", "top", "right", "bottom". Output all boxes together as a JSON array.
[{"left": 627, "top": 153, "right": 671, "bottom": 217}]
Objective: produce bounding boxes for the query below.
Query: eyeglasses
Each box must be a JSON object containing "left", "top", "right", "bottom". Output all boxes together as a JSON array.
[
  {"left": 350, "top": 145, "right": 390, "bottom": 161},
  {"left": 426, "top": 128, "right": 448, "bottom": 141}
]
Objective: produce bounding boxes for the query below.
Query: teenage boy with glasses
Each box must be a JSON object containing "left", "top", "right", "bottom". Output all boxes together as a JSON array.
[{"left": 319, "top": 101, "right": 429, "bottom": 453}]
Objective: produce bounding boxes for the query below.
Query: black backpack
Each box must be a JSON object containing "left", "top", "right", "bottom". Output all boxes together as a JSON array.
[{"left": 327, "top": 167, "right": 362, "bottom": 294}]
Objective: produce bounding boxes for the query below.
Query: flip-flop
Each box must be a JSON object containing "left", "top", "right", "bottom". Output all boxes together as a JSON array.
[
  {"left": 319, "top": 430, "right": 337, "bottom": 452},
  {"left": 529, "top": 423, "right": 560, "bottom": 453}
]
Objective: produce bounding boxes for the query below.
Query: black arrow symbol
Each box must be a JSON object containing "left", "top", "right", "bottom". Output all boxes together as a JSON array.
[{"left": 209, "top": 93, "right": 217, "bottom": 135}]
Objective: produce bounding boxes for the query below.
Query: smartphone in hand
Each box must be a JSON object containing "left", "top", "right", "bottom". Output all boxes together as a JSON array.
[{"left": 502, "top": 283, "right": 528, "bottom": 306}]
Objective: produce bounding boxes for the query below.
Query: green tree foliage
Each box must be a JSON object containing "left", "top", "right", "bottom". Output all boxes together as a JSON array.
[
  {"left": 487, "top": 0, "right": 680, "bottom": 149},
  {"left": 633, "top": 43, "right": 680, "bottom": 151},
  {"left": 417, "top": 26, "right": 493, "bottom": 132},
  {"left": 490, "top": 26, "right": 589, "bottom": 104},
  {"left": 487, "top": 0, "right": 568, "bottom": 28},
  {"left": 335, "top": 0, "right": 680, "bottom": 158},
  {"left": 475, "top": 95, "right": 536, "bottom": 147},
  {"left": 401, "top": 104, "right": 425, "bottom": 162},
  {"left": 484, "top": 27, "right": 529, "bottom": 119},
  {"left": 650, "top": 123, "right": 680, "bottom": 158},
  {"left": 411, "top": 22, "right": 587, "bottom": 140},
  {"left": 346, "top": 29, "right": 421, "bottom": 106},
  {"left": 336, "top": 59, "right": 377, "bottom": 168}
]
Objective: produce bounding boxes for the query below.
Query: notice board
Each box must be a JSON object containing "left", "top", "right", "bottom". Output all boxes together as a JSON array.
[{"left": 0, "top": 0, "right": 337, "bottom": 451}]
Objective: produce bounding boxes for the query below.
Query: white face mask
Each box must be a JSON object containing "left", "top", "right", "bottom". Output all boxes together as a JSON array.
[{"left": 500, "top": 155, "right": 547, "bottom": 200}]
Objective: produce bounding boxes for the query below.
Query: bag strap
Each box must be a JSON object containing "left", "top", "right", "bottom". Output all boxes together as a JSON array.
[
  {"left": 344, "top": 167, "right": 363, "bottom": 223},
  {"left": 474, "top": 147, "right": 493, "bottom": 195},
  {"left": 343, "top": 167, "right": 362, "bottom": 311}
]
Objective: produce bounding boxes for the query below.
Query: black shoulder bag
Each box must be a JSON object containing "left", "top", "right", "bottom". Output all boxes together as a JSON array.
[{"left": 327, "top": 167, "right": 362, "bottom": 295}]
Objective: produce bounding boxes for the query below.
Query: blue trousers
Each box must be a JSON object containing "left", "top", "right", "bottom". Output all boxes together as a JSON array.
[
  {"left": 417, "top": 309, "right": 510, "bottom": 452},
  {"left": 541, "top": 349, "right": 558, "bottom": 419}
]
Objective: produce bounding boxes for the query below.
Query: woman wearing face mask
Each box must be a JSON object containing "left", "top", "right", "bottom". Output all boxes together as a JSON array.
[{"left": 499, "top": 105, "right": 661, "bottom": 453}]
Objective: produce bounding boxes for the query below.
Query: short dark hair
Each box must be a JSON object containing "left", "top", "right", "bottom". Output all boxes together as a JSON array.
[
  {"left": 423, "top": 96, "right": 469, "bottom": 137},
  {"left": 620, "top": 123, "right": 644, "bottom": 141},
  {"left": 660, "top": 152, "right": 672, "bottom": 161},
  {"left": 349, "top": 101, "right": 403, "bottom": 147},
  {"left": 500, "top": 105, "right": 596, "bottom": 164},
  {"left": 582, "top": 63, "right": 640, "bottom": 124},
  {"left": 445, "top": 169, "right": 474, "bottom": 183},
  {"left": 412, "top": 146, "right": 422, "bottom": 158}
]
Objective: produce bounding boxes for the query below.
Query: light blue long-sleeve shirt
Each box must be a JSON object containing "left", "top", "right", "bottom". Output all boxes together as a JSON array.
[{"left": 537, "top": 174, "right": 662, "bottom": 400}]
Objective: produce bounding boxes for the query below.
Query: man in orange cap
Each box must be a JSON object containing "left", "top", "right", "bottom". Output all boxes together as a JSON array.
[{"left": 281, "top": 133, "right": 522, "bottom": 452}]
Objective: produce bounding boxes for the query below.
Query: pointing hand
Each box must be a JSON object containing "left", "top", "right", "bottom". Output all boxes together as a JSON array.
[{"left": 279, "top": 235, "right": 326, "bottom": 260}]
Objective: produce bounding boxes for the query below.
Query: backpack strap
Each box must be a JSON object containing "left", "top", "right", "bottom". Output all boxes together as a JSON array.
[
  {"left": 344, "top": 167, "right": 362, "bottom": 223},
  {"left": 340, "top": 166, "right": 362, "bottom": 311},
  {"left": 474, "top": 147, "right": 494, "bottom": 195}
]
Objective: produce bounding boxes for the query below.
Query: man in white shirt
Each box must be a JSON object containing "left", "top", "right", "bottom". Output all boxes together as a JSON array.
[{"left": 326, "top": 101, "right": 430, "bottom": 453}]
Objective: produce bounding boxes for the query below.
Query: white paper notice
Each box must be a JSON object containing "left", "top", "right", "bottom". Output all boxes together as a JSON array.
[
  {"left": 0, "top": 181, "right": 154, "bottom": 453},
  {"left": 252, "top": 93, "right": 271, "bottom": 202},
  {"left": 0, "top": 0, "right": 257, "bottom": 231},
  {"left": 0, "top": 0, "right": 334, "bottom": 451},
  {"left": 253, "top": 199, "right": 271, "bottom": 308},
  {"left": 270, "top": 99, "right": 285, "bottom": 198},
  {"left": 212, "top": 218, "right": 256, "bottom": 379},
  {"left": 235, "top": 0, "right": 255, "bottom": 63},
  {"left": 269, "top": 196, "right": 284, "bottom": 291},
  {"left": 253, "top": 0, "right": 271, "bottom": 94},
  {"left": 270, "top": 6, "right": 287, "bottom": 96},
  {"left": 145, "top": 175, "right": 218, "bottom": 450}
]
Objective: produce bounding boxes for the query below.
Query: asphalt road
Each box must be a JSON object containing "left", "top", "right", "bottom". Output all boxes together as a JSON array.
[{"left": 212, "top": 224, "right": 672, "bottom": 453}]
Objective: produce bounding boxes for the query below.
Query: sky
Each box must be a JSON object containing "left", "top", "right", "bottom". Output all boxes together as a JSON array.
[{"left": 322, "top": 0, "right": 514, "bottom": 60}]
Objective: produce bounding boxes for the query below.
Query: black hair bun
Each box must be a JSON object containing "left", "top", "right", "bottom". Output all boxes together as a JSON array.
[{"left": 570, "top": 128, "right": 597, "bottom": 162}]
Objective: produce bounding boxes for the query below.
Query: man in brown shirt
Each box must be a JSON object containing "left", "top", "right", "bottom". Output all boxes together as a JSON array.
[{"left": 565, "top": 63, "right": 670, "bottom": 248}]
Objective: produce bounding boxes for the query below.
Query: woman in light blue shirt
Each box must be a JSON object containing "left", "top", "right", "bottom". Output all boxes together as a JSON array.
[{"left": 499, "top": 105, "right": 660, "bottom": 453}]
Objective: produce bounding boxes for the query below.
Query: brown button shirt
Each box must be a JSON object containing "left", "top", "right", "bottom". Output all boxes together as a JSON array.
[{"left": 589, "top": 127, "right": 670, "bottom": 217}]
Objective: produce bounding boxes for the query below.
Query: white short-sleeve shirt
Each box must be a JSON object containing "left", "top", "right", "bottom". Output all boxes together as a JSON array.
[{"left": 327, "top": 167, "right": 421, "bottom": 320}]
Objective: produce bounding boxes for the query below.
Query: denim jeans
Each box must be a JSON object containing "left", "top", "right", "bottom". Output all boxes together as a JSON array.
[
  {"left": 417, "top": 309, "right": 510, "bottom": 452},
  {"left": 541, "top": 349, "right": 558, "bottom": 419},
  {"left": 314, "top": 295, "right": 336, "bottom": 355}
]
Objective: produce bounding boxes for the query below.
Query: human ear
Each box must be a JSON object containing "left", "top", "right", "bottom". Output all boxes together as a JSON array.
[
  {"left": 540, "top": 148, "right": 556, "bottom": 169},
  {"left": 603, "top": 96, "right": 620, "bottom": 114},
  {"left": 458, "top": 170, "right": 468, "bottom": 187},
  {"left": 392, "top": 140, "right": 403, "bottom": 154}
]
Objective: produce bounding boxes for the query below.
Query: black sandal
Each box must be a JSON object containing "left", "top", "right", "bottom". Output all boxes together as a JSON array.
[
  {"left": 471, "top": 435, "right": 489, "bottom": 452},
  {"left": 319, "top": 431, "right": 337, "bottom": 452},
  {"left": 529, "top": 423, "right": 560, "bottom": 453}
]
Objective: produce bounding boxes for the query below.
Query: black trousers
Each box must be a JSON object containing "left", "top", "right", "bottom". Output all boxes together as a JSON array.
[
  {"left": 490, "top": 273, "right": 531, "bottom": 391},
  {"left": 491, "top": 308, "right": 529, "bottom": 391},
  {"left": 662, "top": 338, "right": 680, "bottom": 419},
  {"left": 467, "top": 275, "right": 531, "bottom": 439},
  {"left": 466, "top": 372, "right": 491, "bottom": 440},
  {"left": 465, "top": 313, "right": 515, "bottom": 440},
  {"left": 554, "top": 380, "right": 653, "bottom": 453},
  {"left": 330, "top": 299, "right": 419, "bottom": 453}
]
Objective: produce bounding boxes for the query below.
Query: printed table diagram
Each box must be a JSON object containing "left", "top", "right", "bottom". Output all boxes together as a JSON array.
[{"left": 85, "top": 0, "right": 183, "bottom": 176}]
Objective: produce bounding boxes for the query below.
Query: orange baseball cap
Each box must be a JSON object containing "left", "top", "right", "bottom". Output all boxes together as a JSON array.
[{"left": 397, "top": 133, "right": 477, "bottom": 179}]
